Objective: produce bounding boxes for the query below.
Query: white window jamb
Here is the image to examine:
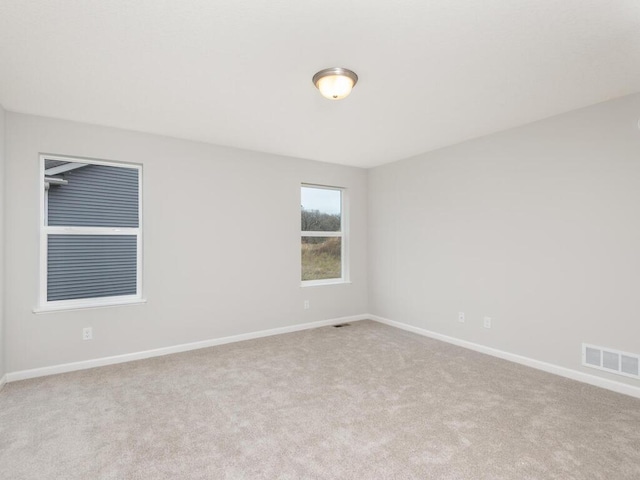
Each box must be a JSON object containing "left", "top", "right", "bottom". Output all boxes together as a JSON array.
[
  {"left": 36, "top": 154, "right": 144, "bottom": 312},
  {"left": 300, "top": 183, "right": 349, "bottom": 287}
]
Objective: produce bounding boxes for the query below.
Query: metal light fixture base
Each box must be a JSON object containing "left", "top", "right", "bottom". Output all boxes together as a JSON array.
[{"left": 312, "top": 67, "right": 359, "bottom": 100}]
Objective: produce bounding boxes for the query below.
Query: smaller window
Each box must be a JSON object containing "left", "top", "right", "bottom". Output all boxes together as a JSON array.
[{"left": 301, "top": 184, "right": 347, "bottom": 285}]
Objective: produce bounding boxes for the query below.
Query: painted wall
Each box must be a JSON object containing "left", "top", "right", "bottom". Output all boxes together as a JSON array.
[
  {"left": 0, "top": 103, "right": 5, "bottom": 380},
  {"left": 5, "top": 113, "right": 368, "bottom": 373},
  {"left": 369, "top": 94, "right": 640, "bottom": 387}
]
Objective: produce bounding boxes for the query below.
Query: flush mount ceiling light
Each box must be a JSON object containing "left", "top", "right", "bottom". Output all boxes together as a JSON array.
[{"left": 312, "top": 67, "right": 358, "bottom": 100}]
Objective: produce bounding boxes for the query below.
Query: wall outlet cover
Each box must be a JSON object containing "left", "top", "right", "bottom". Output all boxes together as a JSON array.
[{"left": 82, "top": 327, "right": 93, "bottom": 340}]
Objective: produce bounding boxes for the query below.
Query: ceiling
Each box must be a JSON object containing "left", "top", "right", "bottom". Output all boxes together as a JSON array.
[{"left": 0, "top": 1, "right": 639, "bottom": 168}]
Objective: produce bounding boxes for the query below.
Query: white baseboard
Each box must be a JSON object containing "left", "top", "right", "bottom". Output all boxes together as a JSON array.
[
  {"left": 369, "top": 314, "right": 640, "bottom": 400},
  {"left": 6, "top": 314, "right": 368, "bottom": 383},
  {"left": 7, "top": 313, "right": 638, "bottom": 400}
]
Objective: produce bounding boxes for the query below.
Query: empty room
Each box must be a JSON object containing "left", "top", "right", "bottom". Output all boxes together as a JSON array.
[{"left": 0, "top": 1, "right": 639, "bottom": 479}]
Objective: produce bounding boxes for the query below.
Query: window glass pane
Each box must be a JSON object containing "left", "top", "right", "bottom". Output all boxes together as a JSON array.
[
  {"left": 301, "top": 236, "right": 341, "bottom": 281},
  {"left": 47, "top": 235, "right": 137, "bottom": 301},
  {"left": 301, "top": 187, "right": 341, "bottom": 232},
  {"left": 45, "top": 160, "right": 139, "bottom": 227}
]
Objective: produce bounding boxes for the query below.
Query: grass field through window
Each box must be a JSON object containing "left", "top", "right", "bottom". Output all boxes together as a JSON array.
[{"left": 301, "top": 237, "right": 341, "bottom": 281}]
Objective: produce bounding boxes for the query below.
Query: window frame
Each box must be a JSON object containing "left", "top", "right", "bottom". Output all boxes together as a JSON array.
[
  {"left": 300, "top": 183, "right": 349, "bottom": 287},
  {"left": 36, "top": 154, "right": 144, "bottom": 312}
]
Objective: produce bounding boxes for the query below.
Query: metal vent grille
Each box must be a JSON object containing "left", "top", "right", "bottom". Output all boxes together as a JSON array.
[
  {"left": 585, "top": 347, "right": 601, "bottom": 366},
  {"left": 621, "top": 355, "right": 639, "bottom": 376},
  {"left": 582, "top": 344, "right": 640, "bottom": 380}
]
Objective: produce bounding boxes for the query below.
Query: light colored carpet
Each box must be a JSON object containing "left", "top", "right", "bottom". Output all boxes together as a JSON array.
[{"left": 1, "top": 320, "right": 639, "bottom": 479}]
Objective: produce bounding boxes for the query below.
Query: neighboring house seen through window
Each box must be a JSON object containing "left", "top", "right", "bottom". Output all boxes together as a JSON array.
[
  {"left": 301, "top": 184, "right": 346, "bottom": 284},
  {"left": 39, "top": 155, "right": 142, "bottom": 310}
]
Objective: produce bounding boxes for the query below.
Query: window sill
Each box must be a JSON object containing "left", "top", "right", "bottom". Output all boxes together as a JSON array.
[
  {"left": 33, "top": 298, "right": 147, "bottom": 314},
  {"left": 300, "top": 280, "right": 352, "bottom": 288}
]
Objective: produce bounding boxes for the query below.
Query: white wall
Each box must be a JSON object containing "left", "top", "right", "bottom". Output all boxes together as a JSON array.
[
  {"left": 0, "top": 103, "right": 5, "bottom": 381},
  {"left": 369, "top": 94, "right": 640, "bottom": 387},
  {"left": 6, "top": 95, "right": 640, "bottom": 389},
  {"left": 4, "top": 112, "right": 368, "bottom": 373}
]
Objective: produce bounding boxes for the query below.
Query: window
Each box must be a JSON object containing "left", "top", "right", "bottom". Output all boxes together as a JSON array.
[
  {"left": 38, "top": 155, "right": 142, "bottom": 311},
  {"left": 301, "top": 184, "right": 347, "bottom": 285}
]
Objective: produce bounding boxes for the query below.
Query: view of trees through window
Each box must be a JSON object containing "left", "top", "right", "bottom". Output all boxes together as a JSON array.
[{"left": 301, "top": 186, "right": 343, "bottom": 282}]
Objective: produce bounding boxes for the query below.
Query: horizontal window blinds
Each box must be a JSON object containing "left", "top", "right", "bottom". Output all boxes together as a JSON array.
[{"left": 47, "top": 235, "right": 137, "bottom": 301}]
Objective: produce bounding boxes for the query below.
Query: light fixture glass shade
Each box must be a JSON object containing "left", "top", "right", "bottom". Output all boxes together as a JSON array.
[{"left": 313, "top": 68, "right": 358, "bottom": 100}]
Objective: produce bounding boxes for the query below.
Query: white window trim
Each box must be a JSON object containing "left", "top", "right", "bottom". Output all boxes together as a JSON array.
[
  {"left": 37, "top": 154, "right": 144, "bottom": 312},
  {"left": 300, "top": 183, "right": 349, "bottom": 286}
]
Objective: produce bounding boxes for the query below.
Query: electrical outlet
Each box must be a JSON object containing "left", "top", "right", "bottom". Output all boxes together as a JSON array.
[
  {"left": 303, "top": 300, "right": 310, "bottom": 310},
  {"left": 82, "top": 327, "right": 93, "bottom": 340},
  {"left": 458, "top": 312, "right": 465, "bottom": 323},
  {"left": 483, "top": 317, "right": 492, "bottom": 329}
]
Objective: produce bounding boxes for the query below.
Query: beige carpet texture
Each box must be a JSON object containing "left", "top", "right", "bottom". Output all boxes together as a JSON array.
[{"left": 1, "top": 320, "right": 639, "bottom": 479}]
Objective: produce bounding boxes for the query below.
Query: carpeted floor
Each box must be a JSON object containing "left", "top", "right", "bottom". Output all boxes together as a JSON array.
[{"left": 1, "top": 320, "right": 639, "bottom": 479}]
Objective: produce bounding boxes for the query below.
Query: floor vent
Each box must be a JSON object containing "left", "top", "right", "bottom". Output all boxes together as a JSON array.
[
  {"left": 333, "top": 323, "right": 351, "bottom": 328},
  {"left": 582, "top": 343, "right": 640, "bottom": 379}
]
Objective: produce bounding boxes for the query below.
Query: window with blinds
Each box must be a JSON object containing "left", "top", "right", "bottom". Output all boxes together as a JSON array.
[{"left": 40, "top": 155, "right": 142, "bottom": 310}]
